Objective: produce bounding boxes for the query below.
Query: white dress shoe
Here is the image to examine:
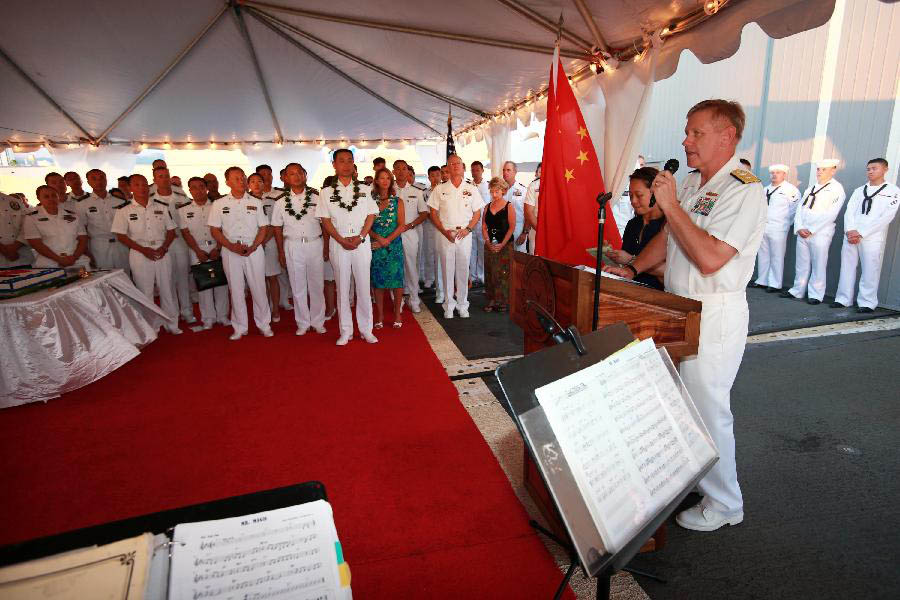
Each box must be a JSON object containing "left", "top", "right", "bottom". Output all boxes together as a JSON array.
[
  {"left": 295, "top": 327, "right": 308, "bottom": 336},
  {"left": 676, "top": 503, "right": 743, "bottom": 532},
  {"left": 362, "top": 333, "right": 378, "bottom": 344},
  {"left": 336, "top": 335, "right": 350, "bottom": 346},
  {"left": 313, "top": 327, "right": 327, "bottom": 334},
  {"left": 435, "top": 296, "right": 445, "bottom": 304},
  {"left": 260, "top": 328, "right": 274, "bottom": 338},
  {"left": 229, "top": 332, "right": 244, "bottom": 341},
  {"left": 443, "top": 310, "right": 454, "bottom": 319},
  {"left": 166, "top": 326, "right": 183, "bottom": 335},
  {"left": 183, "top": 315, "right": 197, "bottom": 324},
  {"left": 217, "top": 319, "right": 231, "bottom": 327},
  {"left": 410, "top": 304, "right": 422, "bottom": 313},
  {"left": 458, "top": 309, "right": 470, "bottom": 318},
  {"left": 202, "top": 322, "right": 214, "bottom": 330}
]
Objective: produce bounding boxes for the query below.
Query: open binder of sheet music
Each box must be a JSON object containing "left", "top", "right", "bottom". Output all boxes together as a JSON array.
[
  {"left": 0, "top": 500, "right": 351, "bottom": 600},
  {"left": 529, "top": 338, "right": 717, "bottom": 562}
]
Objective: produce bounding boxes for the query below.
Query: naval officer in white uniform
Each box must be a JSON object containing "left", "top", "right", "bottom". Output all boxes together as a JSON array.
[
  {"left": 782, "top": 159, "right": 846, "bottom": 304},
  {"left": 316, "top": 149, "right": 379, "bottom": 346},
  {"left": 151, "top": 166, "right": 195, "bottom": 323},
  {"left": 394, "top": 160, "right": 429, "bottom": 313},
  {"left": 273, "top": 162, "right": 328, "bottom": 336},
  {"left": 833, "top": 158, "right": 900, "bottom": 312},
  {"left": 605, "top": 100, "right": 767, "bottom": 532},
  {"left": 110, "top": 175, "right": 182, "bottom": 335},
  {"left": 76, "top": 169, "right": 131, "bottom": 273},
  {"left": 523, "top": 162, "right": 541, "bottom": 254},
  {"left": 752, "top": 164, "right": 800, "bottom": 291},
  {"left": 502, "top": 161, "right": 529, "bottom": 253},
  {"left": 22, "top": 185, "right": 91, "bottom": 270},
  {"left": 1, "top": 192, "right": 34, "bottom": 267},
  {"left": 469, "top": 160, "right": 489, "bottom": 282},
  {"left": 208, "top": 167, "right": 273, "bottom": 340}
]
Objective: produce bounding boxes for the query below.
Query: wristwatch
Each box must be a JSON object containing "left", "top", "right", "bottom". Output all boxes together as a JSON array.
[{"left": 624, "top": 264, "right": 638, "bottom": 278}]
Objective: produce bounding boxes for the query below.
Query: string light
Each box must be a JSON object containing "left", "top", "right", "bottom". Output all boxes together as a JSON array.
[
  {"left": 210, "top": 142, "right": 217, "bottom": 148},
  {"left": 141, "top": 143, "right": 148, "bottom": 149},
  {"left": 703, "top": 0, "right": 721, "bottom": 16},
  {"left": 163, "top": 142, "right": 171, "bottom": 150}
]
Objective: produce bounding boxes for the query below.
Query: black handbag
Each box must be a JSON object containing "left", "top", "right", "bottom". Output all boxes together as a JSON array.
[{"left": 190, "top": 258, "right": 227, "bottom": 291}]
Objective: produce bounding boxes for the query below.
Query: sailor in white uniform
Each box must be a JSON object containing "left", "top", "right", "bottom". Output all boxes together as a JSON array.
[
  {"left": 316, "top": 149, "right": 379, "bottom": 345},
  {"left": 469, "top": 161, "right": 489, "bottom": 281},
  {"left": 22, "top": 185, "right": 91, "bottom": 270},
  {"left": 177, "top": 176, "right": 229, "bottom": 329},
  {"left": 605, "top": 100, "right": 767, "bottom": 532},
  {"left": 151, "top": 166, "right": 195, "bottom": 322},
  {"left": 75, "top": 169, "right": 131, "bottom": 273},
  {"left": 832, "top": 158, "right": 900, "bottom": 312},
  {"left": 44, "top": 173, "right": 71, "bottom": 210},
  {"left": 147, "top": 159, "right": 184, "bottom": 197},
  {"left": 782, "top": 159, "right": 846, "bottom": 304},
  {"left": 502, "top": 161, "right": 529, "bottom": 253},
  {"left": 428, "top": 154, "right": 485, "bottom": 319},
  {"left": 523, "top": 163, "right": 541, "bottom": 254},
  {"left": 208, "top": 167, "right": 273, "bottom": 340},
  {"left": 393, "top": 160, "right": 428, "bottom": 313},
  {"left": 272, "top": 162, "right": 328, "bottom": 335},
  {"left": 753, "top": 164, "right": 800, "bottom": 291},
  {"left": 421, "top": 166, "right": 444, "bottom": 300},
  {"left": 64, "top": 171, "right": 91, "bottom": 207},
  {"left": 0, "top": 192, "right": 34, "bottom": 267},
  {"left": 258, "top": 164, "right": 293, "bottom": 312},
  {"left": 110, "top": 175, "right": 182, "bottom": 334}
]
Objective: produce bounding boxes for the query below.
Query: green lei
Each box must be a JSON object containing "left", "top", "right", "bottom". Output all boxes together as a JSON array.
[
  {"left": 285, "top": 187, "right": 318, "bottom": 220},
  {"left": 330, "top": 179, "right": 363, "bottom": 211}
]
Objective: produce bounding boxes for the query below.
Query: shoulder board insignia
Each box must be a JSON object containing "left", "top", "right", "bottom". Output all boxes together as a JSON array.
[
  {"left": 26, "top": 210, "right": 38, "bottom": 216},
  {"left": 273, "top": 191, "right": 288, "bottom": 200},
  {"left": 63, "top": 208, "right": 75, "bottom": 214},
  {"left": 153, "top": 199, "right": 168, "bottom": 206},
  {"left": 689, "top": 169, "right": 700, "bottom": 174},
  {"left": 114, "top": 201, "right": 130, "bottom": 209},
  {"left": 730, "top": 169, "right": 760, "bottom": 184},
  {"left": 74, "top": 193, "right": 90, "bottom": 202},
  {"left": 176, "top": 201, "right": 191, "bottom": 209},
  {"left": 173, "top": 189, "right": 186, "bottom": 197}
]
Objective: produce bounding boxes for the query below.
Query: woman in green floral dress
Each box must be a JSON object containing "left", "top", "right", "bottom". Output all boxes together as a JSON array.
[{"left": 370, "top": 168, "right": 406, "bottom": 328}]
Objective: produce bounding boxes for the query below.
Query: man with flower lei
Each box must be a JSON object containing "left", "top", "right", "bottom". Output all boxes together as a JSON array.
[
  {"left": 315, "top": 149, "right": 379, "bottom": 345},
  {"left": 271, "top": 162, "right": 328, "bottom": 336}
]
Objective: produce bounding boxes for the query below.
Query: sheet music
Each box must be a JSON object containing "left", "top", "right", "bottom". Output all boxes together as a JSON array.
[
  {"left": 535, "top": 338, "right": 717, "bottom": 553},
  {"left": 169, "top": 500, "right": 344, "bottom": 600}
]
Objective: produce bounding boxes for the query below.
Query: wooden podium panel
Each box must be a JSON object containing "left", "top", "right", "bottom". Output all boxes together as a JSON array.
[{"left": 509, "top": 252, "right": 702, "bottom": 550}]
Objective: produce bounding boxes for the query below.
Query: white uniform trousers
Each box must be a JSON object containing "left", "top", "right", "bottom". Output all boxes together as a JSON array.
[
  {"left": 420, "top": 221, "right": 443, "bottom": 295},
  {"left": 788, "top": 227, "right": 834, "bottom": 301},
  {"left": 285, "top": 237, "right": 326, "bottom": 330},
  {"left": 222, "top": 246, "right": 271, "bottom": 335},
  {"left": 330, "top": 238, "right": 373, "bottom": 338},
  {"left": 129, "top": 248, "right": 179, "bottom": 330},
  {"left": 90, "top": 235, "right": 130, "bottom": 274},
  {"left": 679, "top": 291, "right": 748, "bottom": 516},
  {"left": 168, "top": 237, "right": 192, "bottom": 318},
  {"left": 527, "top": 230, "right": 536, "bottom": 255},
  {"left": 189, "top": 249, "right": 229, "bottom": 326},
  {"left": 754, "top": 229, "right": 789, "bottom": 289},
  {"left": 278, "top": 270, "right": 292, "bottom": 307},
  {"left": 437, "top": 232, "right": 473, "bottom": 313},
  {"left": 834, "top": 234, "right": 888, "bottom": 309},
  {"left": 469, "top": 227, "right": 485, "bottom": 282},
  {"left": 401, "top": 228, "right": 422, "bottom": 310}
]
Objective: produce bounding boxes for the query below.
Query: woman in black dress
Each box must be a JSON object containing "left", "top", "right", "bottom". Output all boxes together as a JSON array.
[{"left": 605, "top": 167, "right": 666, "bottom": 289}]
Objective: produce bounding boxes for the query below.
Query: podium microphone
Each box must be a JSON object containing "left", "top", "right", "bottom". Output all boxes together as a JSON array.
[
  {"left": 592, "top": 192, "right": 614, "bottom": 332},
  {"left": 649, "top": 159, "right": 680, "bottom": 207}
]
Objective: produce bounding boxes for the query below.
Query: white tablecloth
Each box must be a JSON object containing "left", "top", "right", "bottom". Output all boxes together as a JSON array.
[{"left": 1, "top": 270, "right": 169, "bottom": 407}]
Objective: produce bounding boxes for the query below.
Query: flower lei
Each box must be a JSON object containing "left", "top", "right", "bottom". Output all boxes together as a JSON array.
[
  {"left": 329, "top": 179, "right": 363, "bottom": 211},
  {"left": 285, "top": 187, "right": 318, "bottom": 221}
]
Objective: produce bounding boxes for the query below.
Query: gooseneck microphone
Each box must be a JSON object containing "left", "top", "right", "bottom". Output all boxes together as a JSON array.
[{"left": 649, "top": 158, "right": 680, "bottom": 207}]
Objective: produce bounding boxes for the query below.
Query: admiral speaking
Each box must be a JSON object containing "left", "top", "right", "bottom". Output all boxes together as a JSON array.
[{"left": 604, "top": 99, "right": 767, "bottom": 533}]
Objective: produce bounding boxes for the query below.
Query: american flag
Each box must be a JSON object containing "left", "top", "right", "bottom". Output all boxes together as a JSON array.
[{"left": 446, "top": 111, "right": 455, "bottom": 159}]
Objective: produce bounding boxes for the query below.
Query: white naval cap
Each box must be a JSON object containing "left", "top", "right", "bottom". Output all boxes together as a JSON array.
[
  {"left": 816, "top": 158, "right": 840, "bottom": 168},
  {"left": 768, "top": 164, "right": 789, "bottom": 173}
]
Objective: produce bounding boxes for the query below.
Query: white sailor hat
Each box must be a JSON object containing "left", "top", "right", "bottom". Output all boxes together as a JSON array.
[
  {"left": 768, "top": 164, "right": 789, "bottom": 173},
  {"left": 816, "top": 158, "right": 840, "bottom": 169}
]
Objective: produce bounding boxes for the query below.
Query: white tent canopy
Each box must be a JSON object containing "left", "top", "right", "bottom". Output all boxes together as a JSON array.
[{"left": 2, "top": 0, "right": 838, "bottom": 150}]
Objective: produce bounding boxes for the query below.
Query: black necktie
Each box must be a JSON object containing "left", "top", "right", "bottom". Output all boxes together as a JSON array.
[
  {"left": 861, "top": 184, "right": 887, "bottom": 215},
  {"left": 766, "top": 185, "right": 781, "bottom": 205},
  {"left": 802, "top": 182, "right": 830, "bottom": 209}
]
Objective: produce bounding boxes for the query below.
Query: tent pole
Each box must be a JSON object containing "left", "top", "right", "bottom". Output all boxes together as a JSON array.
[
  {"left": 94, "top": 5, "right": 228, "bottom": 144},
  {"left": 247, "top": 10, "right": 441, "bottom": 136},
  {"left": 494, "top": 0, "right": 593, "bottom": 53},
  {"left": 232, "top": 4, "right": 284, "bottom": 143},
  {"left": 571, "top": 0, "right": 610, "bottom": 53},
  {"left": 243, "top": 0, "right": 584, "bottom": 59},
  {"left": 249, "top": 8, "right": 488, "bottom": 118},
  {"left": 0, "top": 46, "right": 95, "bottom": 143}
]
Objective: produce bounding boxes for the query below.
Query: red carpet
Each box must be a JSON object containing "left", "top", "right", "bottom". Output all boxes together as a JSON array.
[{"left": 0, "top": 309, "right": 571, "bottom": 597}]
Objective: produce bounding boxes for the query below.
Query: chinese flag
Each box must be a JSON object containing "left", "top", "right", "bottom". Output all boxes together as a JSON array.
[{"left": 535, "top": 51, "right": 621, "bottom": 265}]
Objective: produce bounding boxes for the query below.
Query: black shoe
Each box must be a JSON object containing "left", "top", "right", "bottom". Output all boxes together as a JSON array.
[
  {"left": 807, "top": 298, "right": 821, "bottom": 305},
  {"left": 749, "top": 282, "right": 764, "bottom": 288},
  {"left": 829, "top": 301, "right": 848, "bottom": 308},
  {"left": 765, "top": 287, "right": 781, "bottom": 293},
  {"left": 779, "top": 291, "right": 795, "bottom": 299},
  {"left": 856, "top": 306, "right": 874, "bottom": 313}
]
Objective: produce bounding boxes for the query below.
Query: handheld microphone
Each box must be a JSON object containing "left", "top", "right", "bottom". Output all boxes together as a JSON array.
[{"left": 649, "top": 159, "right": 680, "bottom": 207}]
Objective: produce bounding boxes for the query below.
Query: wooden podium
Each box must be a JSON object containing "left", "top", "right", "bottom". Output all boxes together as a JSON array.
[{"left": 510, "top": 252, "right": 702, "bottom": 550}]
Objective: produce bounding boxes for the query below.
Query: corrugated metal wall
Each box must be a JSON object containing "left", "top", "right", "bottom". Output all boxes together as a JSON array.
[{"left": 639, "top": 0, "right": 900, "bottom": 309}]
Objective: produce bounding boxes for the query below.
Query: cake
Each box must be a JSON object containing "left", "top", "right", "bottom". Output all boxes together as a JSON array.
[{"left": 0, "top": 267, "right": 67, "bottom": 292}]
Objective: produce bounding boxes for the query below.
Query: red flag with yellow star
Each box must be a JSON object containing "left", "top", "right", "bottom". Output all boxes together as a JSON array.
[{"left": 535, "top": 51, "right": 621, "bottom": 265}]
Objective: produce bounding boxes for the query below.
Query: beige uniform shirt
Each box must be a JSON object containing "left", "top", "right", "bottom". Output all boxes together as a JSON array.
[
  {"left": 665, "top": 156, "right": 767, "bottom": 297},
  {"left": 315, "top": 180, "right": 377, "bottom": 237},
  {"left": 272, "top": 188, "right": 322, "bottom": 239},
  {"left": 111, "top": 199, "right": 176, "bottom": 246},
  {"left": 207, "top": 193, "right": 268, "bottom": 244},
  {"left": 427, "top": 180, "right": 486, "bottom": 229}
]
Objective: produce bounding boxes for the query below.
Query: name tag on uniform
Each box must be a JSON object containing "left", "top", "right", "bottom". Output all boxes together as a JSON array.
[
  {"left": 63, "top": 215, "right": 76, "bottom": 222},
  {"left": 222, "top": 207, "right": 230, "bottom": 214},
  {"left": 690, "top": 194, "right": 718, "bottom": 216},
  {"left": 153, "top": 210, "right": 164, "bottom": 215},
  {"left": 247, "top": 205, "right": 257, "bottom": 211},
  {"left": 463, "top": 190, "right": 472, "bottom": 197},
  {"left": 88, "top": 207, "right": 98, "bottom": 213},
  {"left": 514, "top": 190, "right": 522, "bottom": 196},
  {"left": 187, "top": 212, "right": 194, "bottom": 218},
  {"left": 38, "top": 217, "right": 49, "bottom": 221},
  {"left": 129, "top": 214, "right": 138, "bottom": 221}
]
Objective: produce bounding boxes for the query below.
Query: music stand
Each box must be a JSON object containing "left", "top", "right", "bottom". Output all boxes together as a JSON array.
[{"left": 496, "top": 323, "right": 717, "bottom": 599}]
